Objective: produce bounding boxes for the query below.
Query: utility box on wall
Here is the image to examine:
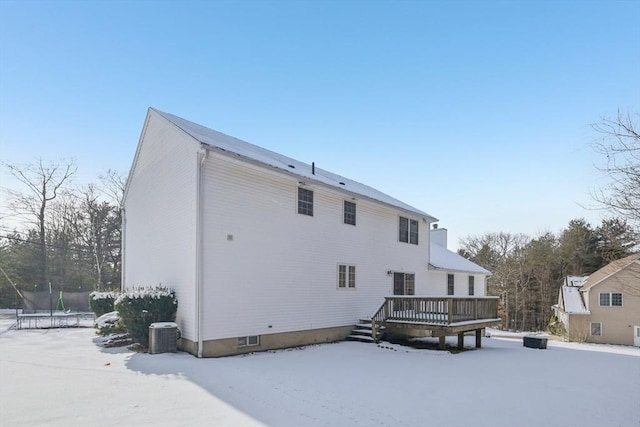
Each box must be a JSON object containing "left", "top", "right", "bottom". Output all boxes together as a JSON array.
[{"left": 149, "top": 322, "right": 178, "bottom": 354}]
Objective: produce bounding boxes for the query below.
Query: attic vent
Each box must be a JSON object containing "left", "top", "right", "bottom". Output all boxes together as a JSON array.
[
  {"left": 339, "top": 182, "right": 345, "bottom": 186},
  {"left": 288, "top": 164, "right": 295, "bottom": 169}
]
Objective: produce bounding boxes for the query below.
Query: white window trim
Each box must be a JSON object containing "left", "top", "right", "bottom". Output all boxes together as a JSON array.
[
  {"left": 398, "top": 216, "right": 419, "bottom": 245},
  {"left": 599, "top": 292, "right": 623, "bottom": 307},
  {"left": 343, "top": 200, "right": 356, "bottom": 226},
  {"left": 297, "top": 186, "right": 314, "bottom": 217},
  {"left": 237, "top": 335, "right": 260, "bottom": 348},
  {"left": 447, "top": 273, "right": 455, "bottom": 296},
  {"left": 337, "top": 263, "right": 357, "bottom": 289}
]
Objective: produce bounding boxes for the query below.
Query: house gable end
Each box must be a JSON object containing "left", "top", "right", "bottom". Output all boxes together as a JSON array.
[{"left": 150, "top": 108, "right": 437, "bottom": 222}]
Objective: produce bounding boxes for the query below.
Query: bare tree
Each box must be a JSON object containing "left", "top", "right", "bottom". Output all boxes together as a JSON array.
[
  {"left": 99, "top": 169, "right": 126, "bottom": 208},
  {"left": 2, "top": 159, "right": 76, "bottom": 286},
  {"left": 68, "top": 184, "right": 121, "bottom": 290},
  {"left": 591, "top": 111, "right": 640, "bottom": 227},
  {"left": 459, "top": 232, "right": 531, "bottom": 330}
]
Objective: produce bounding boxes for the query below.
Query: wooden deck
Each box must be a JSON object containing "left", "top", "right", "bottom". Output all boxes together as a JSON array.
[{"left": 370, "top": 296, "right": 501, "bottom": 349}]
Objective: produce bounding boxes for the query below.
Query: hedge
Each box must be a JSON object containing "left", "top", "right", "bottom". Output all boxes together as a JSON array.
[
  {"left": 114, "top": 286, "right": 178, "bottom": 347},
  {"left": 89, "top": 291, "right": 119, "bottom": 317}
]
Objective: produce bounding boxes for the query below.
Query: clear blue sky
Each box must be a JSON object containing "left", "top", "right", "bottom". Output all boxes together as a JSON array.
[{"left": 1, "top": 0, "right": 638, "bottom": 248}]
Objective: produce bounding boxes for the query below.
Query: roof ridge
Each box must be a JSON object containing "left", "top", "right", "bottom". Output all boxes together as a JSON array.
[{"left": 150, "top": 108, "right": 437, "bottom": 221}]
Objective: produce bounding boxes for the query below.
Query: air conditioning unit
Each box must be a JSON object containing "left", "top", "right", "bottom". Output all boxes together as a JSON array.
[{"left": 149, "top": 322, "right": 178, "bottom": 354}]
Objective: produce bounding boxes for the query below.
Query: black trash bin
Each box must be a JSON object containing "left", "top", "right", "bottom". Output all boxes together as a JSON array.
[{"left": 523, "top": 335, "right": 548, "bottom": 349}]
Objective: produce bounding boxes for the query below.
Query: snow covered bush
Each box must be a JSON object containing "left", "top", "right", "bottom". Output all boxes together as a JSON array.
[
  {"left": 114, "top": 286, "right": 178, "bottom": 347},
  {"left": 89, "top": 291, "right": 120, "bottom": 317},
  {"left": 94, "top": 311, "right": 126, "bottom": 336}
]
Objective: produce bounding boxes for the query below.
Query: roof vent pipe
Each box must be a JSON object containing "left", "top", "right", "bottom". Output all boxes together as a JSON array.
[{"left": 312, "top": 162, "right": 315, "bottom": 175}]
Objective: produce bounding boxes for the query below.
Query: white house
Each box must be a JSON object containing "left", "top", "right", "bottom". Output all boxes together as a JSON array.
[
  {"left": 124, "top": 108, "right": 451, "bottom": 357},
  {"left": 427, "top": 226, "right": 491, "bottom": 297}
]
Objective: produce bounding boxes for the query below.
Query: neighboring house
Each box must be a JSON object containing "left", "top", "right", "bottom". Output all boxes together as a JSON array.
[
  {"left": 552, "top": 254, "right": 640, "bottom": 346},
  {"left": 427, "top": 226, "right": 491, "bottom": 297},
  {"left": 123, "top": 108, "right": 498, "bottom": 357},
  {"left": 552, "top": 276, "right": 590, "bottom": 342}
]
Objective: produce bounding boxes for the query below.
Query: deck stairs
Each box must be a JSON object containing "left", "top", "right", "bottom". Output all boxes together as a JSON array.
[{"left": 347, "top": 319, "right": 385, "bottom": 343}]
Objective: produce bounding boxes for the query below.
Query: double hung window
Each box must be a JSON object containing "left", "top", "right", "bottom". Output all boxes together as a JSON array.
[
  {"left": 344, "top": 201, "right": 356, "bottom": 225},
  {"left": 298, "top": 187, "right": 313, "bottom": 216},
  {"left": 338, "top": 264, "right": 356, "bottom": 288},
  {"left": 447, "top": 274, "right": 455, "bottom": 295},
  {"left": 399, "top": 217, "right": 418, "bottom": 245}
]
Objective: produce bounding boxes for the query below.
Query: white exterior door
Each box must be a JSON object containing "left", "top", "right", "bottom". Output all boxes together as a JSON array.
[{"left": 634, "top": 326, "right": 640, "bottom": 347}]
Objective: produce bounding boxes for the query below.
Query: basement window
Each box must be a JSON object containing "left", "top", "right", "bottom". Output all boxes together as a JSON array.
[
  {"left": 590, "top": 322, "right": 602, "bottom": 336},
  {"left": 237, "top": 335, "right": 260, "bottom": 347}
]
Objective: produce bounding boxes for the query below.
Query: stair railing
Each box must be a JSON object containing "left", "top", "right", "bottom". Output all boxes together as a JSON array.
[{"left": 370, "top": 300, "right": 388, "bottom": 342}]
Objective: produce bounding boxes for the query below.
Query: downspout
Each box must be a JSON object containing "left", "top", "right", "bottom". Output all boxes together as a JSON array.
[
  {"left": 196, "top": 148, "right": 208, "bottom": 357},
  {"left": 121, "top": 208, "right": 126, "bottom": 292}
]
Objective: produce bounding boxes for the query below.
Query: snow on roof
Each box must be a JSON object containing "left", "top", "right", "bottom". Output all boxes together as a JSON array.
[
  {"left": 429, "top": 243, "right": 491, "bottom": 275},
  {"left": 565, "top": 275, "right": 588, "bottom": 287},
  {"left": 561, "top": 286, "right": 589, "bottom": 314},
  {"left": 151, "top": 108, "right": 436, "bottom": 220}
]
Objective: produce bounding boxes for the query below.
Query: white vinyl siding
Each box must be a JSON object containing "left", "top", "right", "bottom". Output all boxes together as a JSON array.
[
  {"left": 123, "top": 111, "right": 199, "bottom": 341},
  {"left": 200, "top": 153, "right": 429, "bottom": 340}
]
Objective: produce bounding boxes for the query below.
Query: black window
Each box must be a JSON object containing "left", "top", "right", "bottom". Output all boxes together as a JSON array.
[
  {"left": 447, "top": 274, "right": 454, "bottom": 295},
  {"left": 399, "top": 217, "right": 408, "bottom": 243},
  {"left": 399, "top": 216, "right": 418, "bottom": 245},
  {"left": 409, "top": 219, "right": 418, "bottom": 244},
  {"left": 344, "top": 201, "right": 356, "bottom": 225},
  {"left": 468, "top": 276, "right": 475, "bottom": 296},
  {"left": 298, "top": 187, "right": 313, "bottom": 216}
]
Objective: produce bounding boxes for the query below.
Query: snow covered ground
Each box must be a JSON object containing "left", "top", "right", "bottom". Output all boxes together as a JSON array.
[{"left": 1, "top": 315, "right": 639, "bottom": 427}]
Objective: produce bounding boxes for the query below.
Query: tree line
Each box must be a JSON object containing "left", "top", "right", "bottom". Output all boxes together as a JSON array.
[
  {"left": 458, "top": 218, "right": 638, "bottom": 332},
  {"left": 0, "top": 110, "right": 637, "bottom": 322},
  {"left": 458, "top": 110, "right": 639, "bottom": 332},
  {"left": 0, "top": 159, "right": 124, "bottom": 307}
]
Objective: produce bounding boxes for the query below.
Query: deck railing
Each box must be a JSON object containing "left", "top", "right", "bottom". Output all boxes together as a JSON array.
[{"left": 371, "top": 296, "right": 499, "bottom": 337}]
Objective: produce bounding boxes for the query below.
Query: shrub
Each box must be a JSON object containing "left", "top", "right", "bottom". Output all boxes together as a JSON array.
[
  {"left": 89, "top": 291, "right": 119, "bottom": 317},
  {"left": 114, "top": 286, "right": 178, "bottom": 347},
  {"left": 94, "top": 311, "right": 127, "bottom": 336}
]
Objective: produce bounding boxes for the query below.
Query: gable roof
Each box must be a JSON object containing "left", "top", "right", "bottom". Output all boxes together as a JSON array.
[
  {"left": 580, "top": 253, "right": 640, "bottom": 291},
  {"left": 151, "top": 108, "right": 436, "bottom": 221},
  {"left": 429, "top": 243, "right": 491, "bottom": 275}
]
